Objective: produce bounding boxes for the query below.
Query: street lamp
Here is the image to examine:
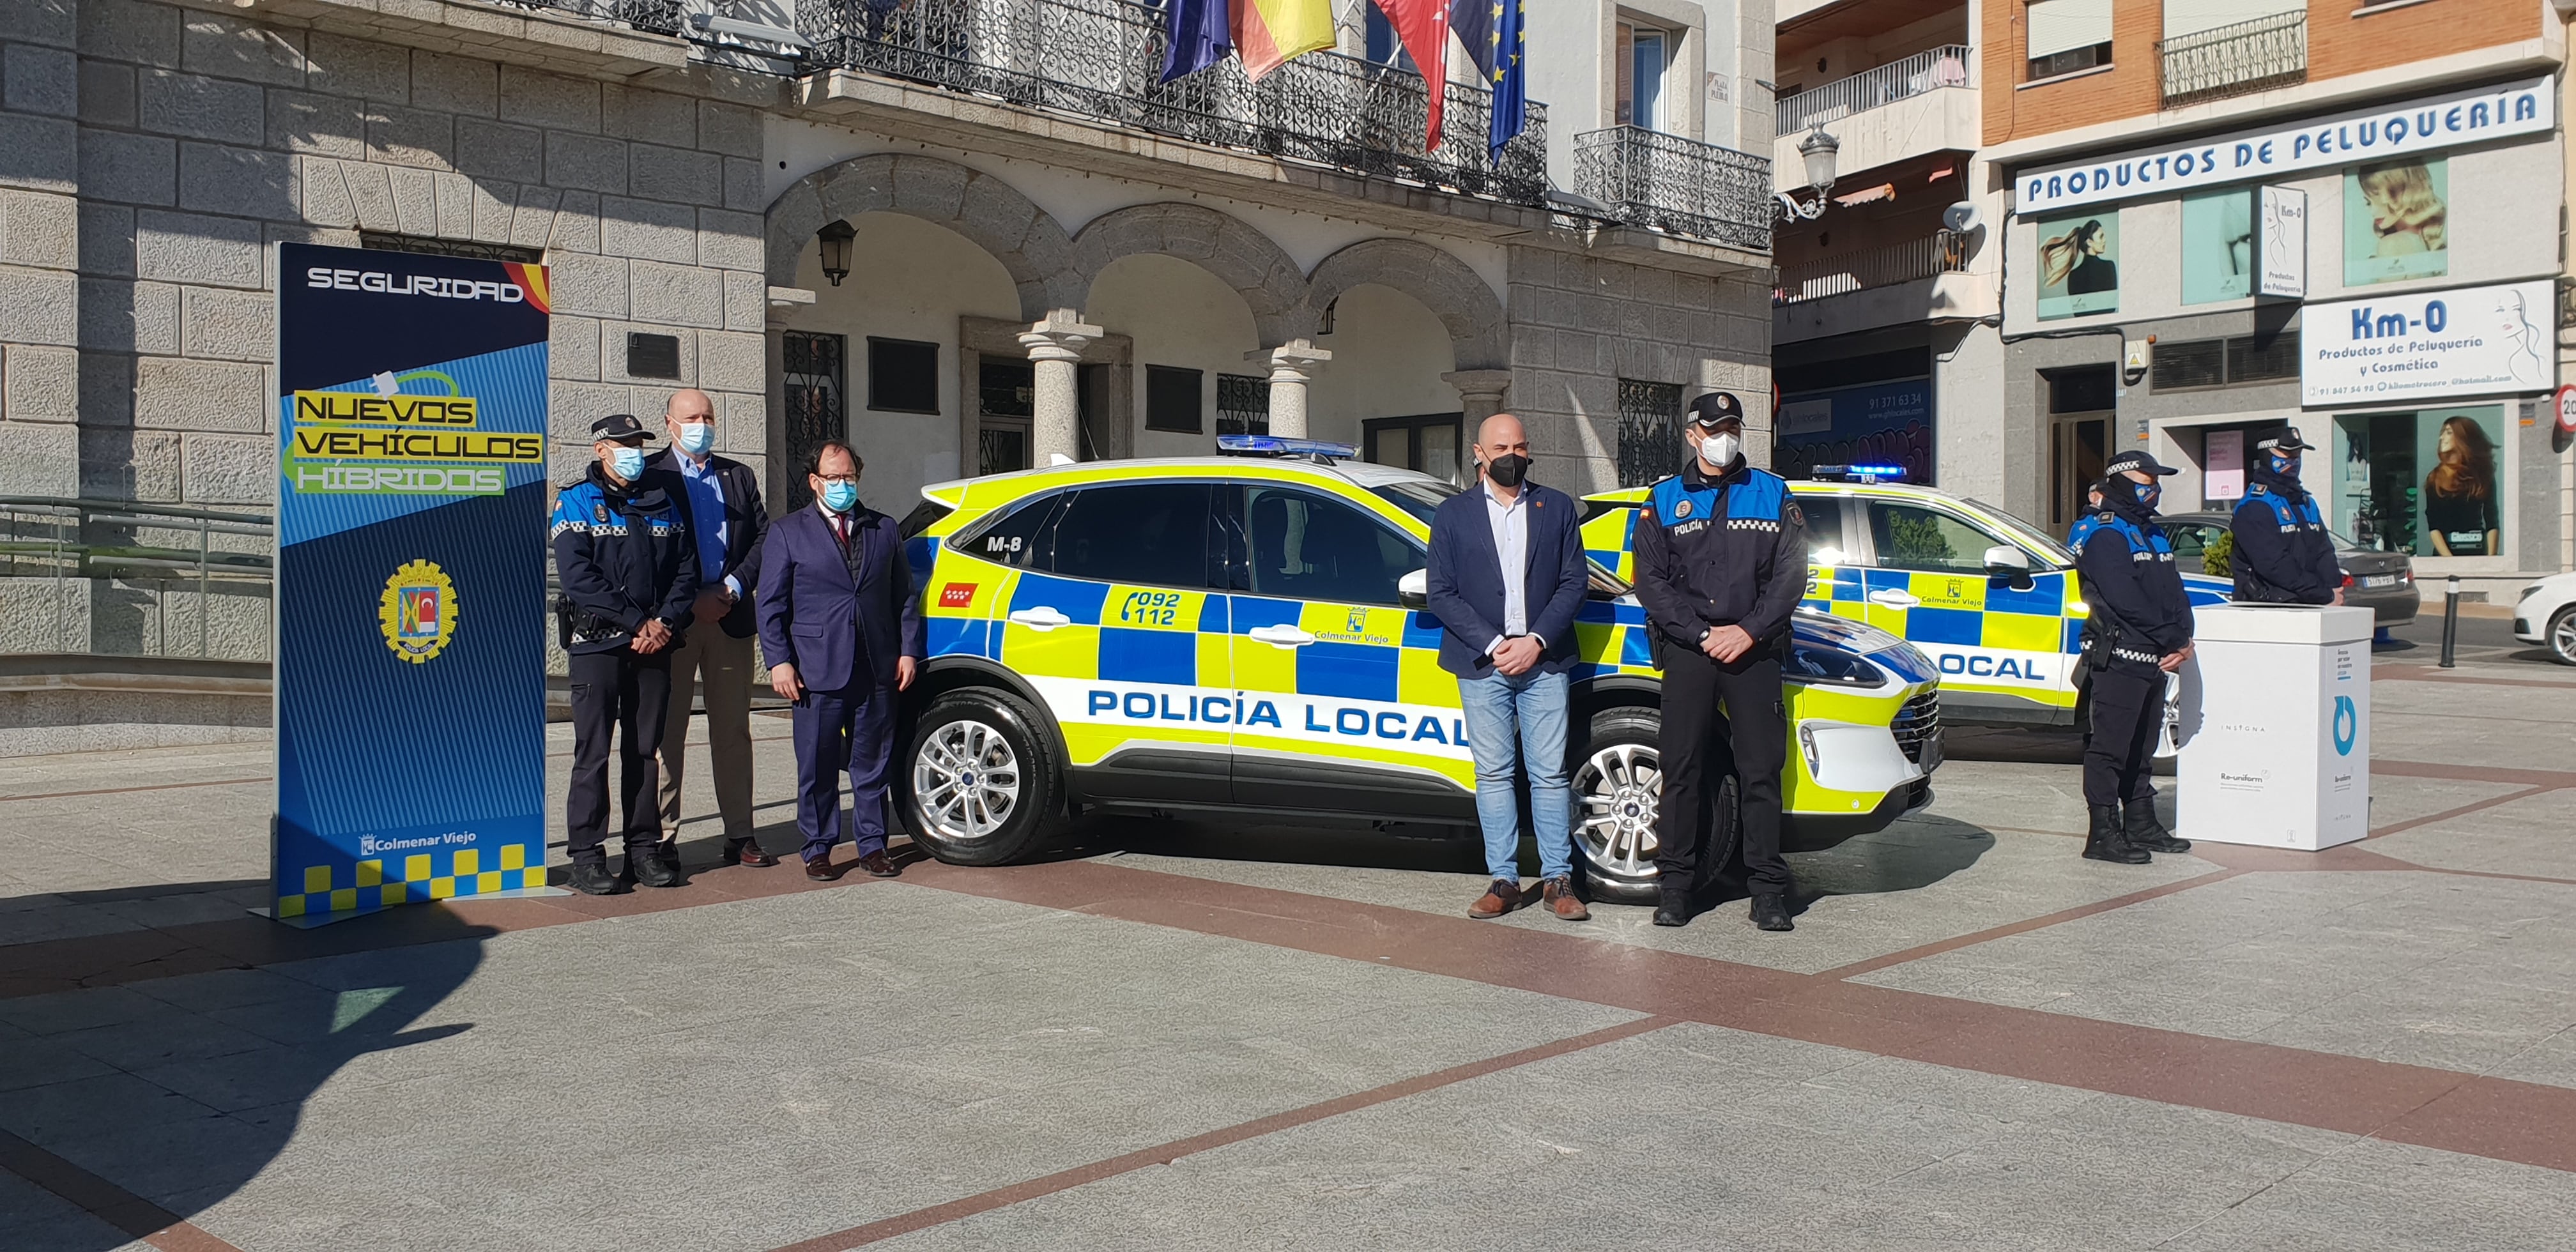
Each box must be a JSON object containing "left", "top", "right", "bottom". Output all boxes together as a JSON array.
[
  {"left": 816, "top": 218, "right": 855, "bottom": 287},
  {"left": 1775, "top": 126, "right": 1840, "bottom": 222}
]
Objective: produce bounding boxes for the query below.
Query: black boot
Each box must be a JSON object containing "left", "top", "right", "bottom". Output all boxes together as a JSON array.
[
  {"left": 567, "top": 859, "right": 627, "bottom": 896},
  {"left": 1749, "top": 893, "right": 1793, "bottom": 932},
  {"left": 1652, "top": 883, "right": 1692, "bottom": 927},
  {"left": 2083, "top": 804, "right": 2150, "bottom": 864},
  {"left": 627, "top": 844, "right": 682, "bottom": 889},
  {"left": 2124, "top": 800, "right": 2189, "bottom": 853}
]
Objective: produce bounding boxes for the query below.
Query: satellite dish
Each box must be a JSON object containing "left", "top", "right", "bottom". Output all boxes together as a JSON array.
[{"left": 1942, "top": 201, "right": 1982, "bottom": 233}]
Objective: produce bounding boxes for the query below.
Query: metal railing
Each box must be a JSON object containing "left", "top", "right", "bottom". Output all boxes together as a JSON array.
[
  {"left": 1777, "top": 45, "right": 1972, "bottom": 134},
  {"left": 2159, "top": 11, "right": 2306, "bottom": 107},
  {"left": 797, "top": 0, "right": 1549, "bottom": 205},
  {"left": 494, "top": 0, "right": 686, "bottom": 36},
  {"left": 1573, "top": 126, "right": 1772, "bottom": 251},
  {"left": 1774, "top": 230, "right": 1968, "bottom": 304},
  {"left": 0, "top": 496, "right": 273, "bottom": 659}
]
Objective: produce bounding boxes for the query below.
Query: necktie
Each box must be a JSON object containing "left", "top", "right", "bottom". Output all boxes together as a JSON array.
[{"left": 832, "top": 514, "right": 848, "bottom": 551}]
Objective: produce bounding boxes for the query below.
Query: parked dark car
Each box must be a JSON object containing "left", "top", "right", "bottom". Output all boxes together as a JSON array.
[{"left": 2158, "top": 511, "right": 2419, "bottom": 625}]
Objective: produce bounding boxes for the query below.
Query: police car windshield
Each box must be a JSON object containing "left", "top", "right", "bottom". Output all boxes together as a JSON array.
[
  {"left": 1369, "top": 480, "right": 1633, "bottom": 597},
  {"left": 1964, "top": 499, "right": 2076, "bottom": 567}
]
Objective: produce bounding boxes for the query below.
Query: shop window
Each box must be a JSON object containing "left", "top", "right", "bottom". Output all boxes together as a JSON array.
[
  {"left": 2331, "top": 408, "right": 2504, "bottom": 557},
  {"left": 2345, "top": 157, "right": 2449, "bottom": 287},
  {"left": 2181, "top": 188, "right": 2255, "bottom": 305},
  {"left": 868, "top": 337, "right": 939, "bottom": 413},
  {"left": 1145, "top": 365, "right": 1203, "bottom": 434},
  {"left": 2026, "top": 0, "right": 2112, "bottom": 82}
]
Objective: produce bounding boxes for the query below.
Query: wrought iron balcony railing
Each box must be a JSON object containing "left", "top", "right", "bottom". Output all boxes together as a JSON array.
[
  {"left": 494, "top": 0, "right": 686, "bottom": 36},
  {"left": 2159, "top": 11, "right": 2306, "bottom": 108},
  {"left": 797, "top": 0, "right": 1549, "bottom": 206},
  {"left": 1573, "top": 125, "right": 1772, "bottom": 252},
  {"left": 1777, "top": 45, "right": 1973, "bottom": 135},
  {"left": 1774, "top": 230, "right": 1968, "bottom": 305}
]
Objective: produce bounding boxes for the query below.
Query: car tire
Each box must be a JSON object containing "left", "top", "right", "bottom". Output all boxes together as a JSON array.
[
  {"left": 2550, "top": 606, "right": 2576, "bottom": 667},
  {"left": 900, "top": 686, "right": 1061, "bottom": 867},
  {"left": 1570, "top": 707, "right": 1737, "bottom": 905}
]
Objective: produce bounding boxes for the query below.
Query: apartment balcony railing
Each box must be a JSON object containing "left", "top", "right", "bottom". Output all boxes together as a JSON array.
[
  {"left": 495, "top": 0, "right": 687, "bottom": 36},
  {"left": 1573, "top": 126, "right": 1772, "bottom": 252},
  {"left": 2159, "top": 11, "right": 2306, "bottom": 107},
  {"left": 796, "top": 0, "right": 1549, "bottom": 206},
  {"left": 1774, "top": 231, "right": 1968, "bottom": 305},
  {"left": 1777, "top": 45, "right": 1972, "bottom": 135}
]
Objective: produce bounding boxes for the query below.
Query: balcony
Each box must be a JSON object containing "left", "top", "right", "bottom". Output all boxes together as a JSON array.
[
  {"left": 1772, "top": 230, "right": 1991, "bottom": 342},
  {"left": 795, "top": 0, "right": 1549, "bottom": 207},
  {"left": 2160, "top": 11, "right": 2306, "bottom": 108},
  {"left": 1773, "top": 46, "right": 1975, "bottom": 185},
  {"left": 1572, "top": 126, "right": 1772, "bottom": 252},
  {"left": 498, "top": 0, "right": 685, "bottom": 36}
]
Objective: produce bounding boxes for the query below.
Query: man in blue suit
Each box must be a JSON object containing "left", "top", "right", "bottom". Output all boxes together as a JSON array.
[
  {"left": 756, "top": 441, "right": 924, "bottom": 881},
  {"left": 1425, "top": 413, "right": 1592, "bottom": 922}
]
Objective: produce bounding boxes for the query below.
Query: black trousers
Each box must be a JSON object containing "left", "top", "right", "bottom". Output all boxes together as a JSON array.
[
  {"left": 567, "top": 648, "right": 672, "bottom": 862},
  {"left": 2083, "top": 664, "right": 2163, "bottom": 808},
  {"left": 1655, "top": 645, "right": 1791, "bottom": 895}
]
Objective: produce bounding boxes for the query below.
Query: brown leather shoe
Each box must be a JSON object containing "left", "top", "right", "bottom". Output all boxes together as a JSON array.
[
  {"left": 1541, "top": 876, "right": 1590, "bottom": 921},
  {"left": 856, "top": 850, "right": 900, "bottom": 878},
  {"left": 1467, "top": 878, "right": 1522, "bottom": 919},
  {"left": 803, "top": 856, "right": 841, "bottom": 882},
  {"left": 723, "top": 837, "right": 778, "bottom": 867}
]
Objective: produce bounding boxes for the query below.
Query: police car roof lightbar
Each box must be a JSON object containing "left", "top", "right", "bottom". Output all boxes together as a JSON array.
[
  {"left": 1216, "top": 435, "right": 1359, "bottom": 460},
  {"left": 1812, "top": 464, "right": 1906, "bottom": 482}
]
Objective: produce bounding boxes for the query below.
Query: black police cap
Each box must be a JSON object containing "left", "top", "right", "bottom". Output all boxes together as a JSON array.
[
  {"left": 590, "top": 413, "right": 657, "bottom": 443},
  {"left": 1685, "top": 391, "right": 1745, "bottom": 429},
  {"left": 2102, "top": 449, "right": 2178, "bottom": 477},
  {"left": 2253, "top": 426, "right": 2314, "bottom": 453}
]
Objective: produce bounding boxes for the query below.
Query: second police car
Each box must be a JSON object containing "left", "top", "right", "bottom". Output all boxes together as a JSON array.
[
  {"left": 1581, "top": 466, "right": 2232, "bottom": 728},
  {"left": 891, "top": 439, "right": 1944, "bottom": 901}
]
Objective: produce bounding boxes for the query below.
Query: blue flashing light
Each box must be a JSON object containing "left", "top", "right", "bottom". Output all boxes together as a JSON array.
[
  {"left": 1216, "top": 435, "right": 1360, "bottom": 460},
  {"left": 1812, "top": 464, "right": 1907, "bottom": 482}
]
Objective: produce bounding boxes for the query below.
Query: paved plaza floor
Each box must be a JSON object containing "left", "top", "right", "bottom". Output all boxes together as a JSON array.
[{"left": 3, "top": 640, "right": 2574, "bottom": 1250}]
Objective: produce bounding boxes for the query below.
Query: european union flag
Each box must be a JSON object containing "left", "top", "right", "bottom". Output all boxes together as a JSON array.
[{"left": 1458, "top": 0, "right": 1528, "bottom": 162}]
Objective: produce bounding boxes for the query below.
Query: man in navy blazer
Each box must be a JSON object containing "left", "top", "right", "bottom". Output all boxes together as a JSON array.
[
  {"left": 756, "top": 441, "right": 924, "bottom": 881},
  {"left": 1425, "top": 413, "right": 1591, "bottom": 922}
]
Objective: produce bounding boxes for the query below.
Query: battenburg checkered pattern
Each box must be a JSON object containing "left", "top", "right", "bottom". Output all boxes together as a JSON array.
[{"left": 275, "top": 844, "right": 545, "bottom": 919}]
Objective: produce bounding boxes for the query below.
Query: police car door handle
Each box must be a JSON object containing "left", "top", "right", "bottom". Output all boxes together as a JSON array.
[
  {"left": 1008, "top": 607, "right": 1073, "bottom": 631},
  {"left": 1866, "top": 588, "right": 1920, "bottom": 608},
  {"left": 1248, "top": 625, "right": 1315, "bottom": 648}
]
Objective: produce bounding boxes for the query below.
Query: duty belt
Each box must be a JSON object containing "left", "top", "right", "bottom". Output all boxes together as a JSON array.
[{"left": 2112, "top": 645, "right": 2163, "bottom": 665}]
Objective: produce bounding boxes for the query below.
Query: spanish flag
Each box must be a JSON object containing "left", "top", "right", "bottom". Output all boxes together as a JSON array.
[{"left": 1232, "top": 0, "right": 1333, "bottom": 81}]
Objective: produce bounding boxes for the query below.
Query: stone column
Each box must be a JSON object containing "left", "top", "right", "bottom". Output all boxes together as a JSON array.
[
  {"left": 1018, "top": 310, "right": 1102, "bottom": 466},
  {"left": 1250, "top": 340, "right": 1332, "bottom": 438},
  {"left": 1441, "top": 369, "right": 1513, "bottom": 425}
]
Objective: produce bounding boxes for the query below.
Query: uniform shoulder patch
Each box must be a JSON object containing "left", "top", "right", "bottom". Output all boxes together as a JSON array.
[
  {"left": 1675, "top": 499, "right": 1692, "bottom": 518},
  {"left": 1785, "top": 502, "right": 1804, "bottom": 528}
]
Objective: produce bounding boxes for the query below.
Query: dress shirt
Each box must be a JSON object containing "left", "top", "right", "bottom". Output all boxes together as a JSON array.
[
  {"left": 676, "top": 453, "right": 739, "bottom": 597},
  {"left": 1482, "top": 480, "right": 1538, "bottom": 657}
]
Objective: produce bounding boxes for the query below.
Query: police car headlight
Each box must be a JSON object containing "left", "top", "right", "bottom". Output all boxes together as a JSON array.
[{"left": 1785, "top": 645, "right": 1887, "bottom": 687}]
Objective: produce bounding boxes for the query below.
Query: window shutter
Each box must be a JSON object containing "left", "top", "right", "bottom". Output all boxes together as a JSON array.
[{"left": 2027, "top": 0, "right": 2113, "bottom": 59}]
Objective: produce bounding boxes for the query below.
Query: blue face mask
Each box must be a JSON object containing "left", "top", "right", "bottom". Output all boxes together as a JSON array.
[
  {"left": 2132, "top": 479, "right": 2161, "bottom": 510},
  {"left": 2270, "top": 451, "right": 2299, "bottom": 477},
  {"left": 608, "top": 445, "right": 646, "bottom": 480},
  {"left": 675, "top": 422, "right": 714, "bottom": 455},
  {"left": 820, "top": 480, "right": 859, "bottom": 512}
]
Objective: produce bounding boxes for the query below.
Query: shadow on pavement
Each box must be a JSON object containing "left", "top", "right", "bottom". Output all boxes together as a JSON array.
[{"left": 0, "top": 898, "right": 491, "bottom": 1250}]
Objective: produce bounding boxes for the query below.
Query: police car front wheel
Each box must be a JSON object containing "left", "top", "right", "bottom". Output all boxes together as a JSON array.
[
  {"left": 901, "top": 688, "right": 1061, "bottom": 866},
  {"left": 1573, "top": 709, "right": 1667, "bottom": 903}
]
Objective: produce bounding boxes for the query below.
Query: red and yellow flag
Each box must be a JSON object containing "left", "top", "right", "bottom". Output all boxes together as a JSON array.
[{"left": 1232, "top": 0, "right": 1334, "bottom": 81}]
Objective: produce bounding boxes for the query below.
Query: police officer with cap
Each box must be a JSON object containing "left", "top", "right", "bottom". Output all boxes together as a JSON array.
[
  {"left": 551, "top": 414, "right": 701, "bottom": 895},
  {"left": 2067, "top": 450, "right": 2195, "bottom": 865},
  {"left": 2228, "top": 426, "right": 2342, "bottom": 606},
  {"left": 1631, "top": 390, "right": 1806, "bottom": 931}
]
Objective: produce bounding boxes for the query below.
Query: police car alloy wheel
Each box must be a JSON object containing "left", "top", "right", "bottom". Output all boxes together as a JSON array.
[
  {"left": 1572, "top": 709, "right": 1667, "bottom": 902},
  {"left": 901, "top": 688, "right": 1061, "bottom": 866},
  {"left": 2551, "top": 607, "right": 2576, "bottom": 666}
]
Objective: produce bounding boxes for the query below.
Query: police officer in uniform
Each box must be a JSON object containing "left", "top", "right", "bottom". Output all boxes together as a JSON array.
[
  {"left": 1631, "top": 392, "right": 1806, "bottom": 931},
  {"left": 2228, "top": 427, "right": 2342, "bottom": 606},
  {"left": 2067, "top": 450, "right": 2196, "bottom": 865},
  {"left": 551, "top": 415, "right": 701, "bottom": 895}
]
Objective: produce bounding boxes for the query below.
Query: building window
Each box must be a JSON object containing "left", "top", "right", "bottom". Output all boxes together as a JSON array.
[
  {"left": 2333, "top": 407, "right": 2504, "bottom": 557},
  {"left": 1146, "top": 365, "right": 1204, "bottom": 434},
  {"left": 781, "top": 331, "right": 847, "bottom": 512},
  {"left": 1363, "top": 413, "right": 1462, "bottom": 482},
  {"left": 1216, "top": 373, "right": 1271, "bottom": 436},
  {"left": 867, "top": 337, "right": 940, "bottom": 413},
  {"left": 1614, "top": 379, "right": 1687, "bottom": 488},
  {"left": 1362, "top": 6, "right": 1413, "bottom": 70},
  {"left": 2150, "top": 332, "right": 2300, "bottom": 392},
  {"left": 1617, "top": 23, "right": 1668, "bottom": 130},
  {"left": 2026, "top": 0, "right": 2112, "bottom": 82}
]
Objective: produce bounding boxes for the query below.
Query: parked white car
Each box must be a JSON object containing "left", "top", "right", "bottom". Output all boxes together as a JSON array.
[{"left": 2512, "top": 572, "right": 2576, "bottom": 665}]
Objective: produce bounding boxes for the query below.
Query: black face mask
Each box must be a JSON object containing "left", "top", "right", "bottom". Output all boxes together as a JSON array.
[{"left": 1483, "top": 453, "right": 1529, "bottom": 488}]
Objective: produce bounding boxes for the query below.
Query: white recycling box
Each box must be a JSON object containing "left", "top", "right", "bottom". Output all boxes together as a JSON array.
[{"left": 2172, "top": 604, "right": 2373, "bottom": 850}]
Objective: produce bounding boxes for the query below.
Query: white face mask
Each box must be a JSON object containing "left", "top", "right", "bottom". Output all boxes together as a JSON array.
[{"left": 1699, "top": 432, "right": 1742, "bottom": 468}]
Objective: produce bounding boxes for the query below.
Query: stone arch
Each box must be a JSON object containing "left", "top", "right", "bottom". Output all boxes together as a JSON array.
[
  {"left": 764, "top": 153, "right": 1083, "bottom": 320},
  {"left": 1306, "top": 239, "right": 1506, "bottom": 370},
  {"left": 1071, "top": 203, "right": 1313, "bottom": 347}
]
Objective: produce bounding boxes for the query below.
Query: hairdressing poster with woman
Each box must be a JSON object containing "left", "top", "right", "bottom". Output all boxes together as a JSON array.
[
  {"left": 2420, "top": 409, "right": 2501, "bottom": 557},
  {"left": 2037, "top": 211, "right": 2119, "bottom": 319},
  {"left": 2345, "top": 158, "right": 2448, "bottom": 286}
]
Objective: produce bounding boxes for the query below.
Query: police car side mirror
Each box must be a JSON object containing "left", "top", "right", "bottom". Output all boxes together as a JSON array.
[
  {"left": 1399, "top": 569, "right": 1429, "bottom": 610},
  {"left": 1982, "top": 545, "right": 2034, "bottom": 590}
]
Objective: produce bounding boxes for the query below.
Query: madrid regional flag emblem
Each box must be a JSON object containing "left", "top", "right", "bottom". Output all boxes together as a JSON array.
[{"left": 379, "top": 560, "right": 457, "bottom": 663}]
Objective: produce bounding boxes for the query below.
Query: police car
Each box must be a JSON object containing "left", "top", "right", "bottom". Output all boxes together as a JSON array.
[
  {"left": 891, "top": 438, "right": 1944, "bottom": 901},
  {"left": 1581, "top": 467, "right": 2232, "bottom": 728}
]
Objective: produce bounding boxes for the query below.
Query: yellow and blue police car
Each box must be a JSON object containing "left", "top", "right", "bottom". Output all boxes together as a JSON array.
[
  {"left": 1580, "top": 466, "right": 2232, "bottom": 729},
  {"left": 891, "top": 438, "right": 1944, "bottom": 901}
]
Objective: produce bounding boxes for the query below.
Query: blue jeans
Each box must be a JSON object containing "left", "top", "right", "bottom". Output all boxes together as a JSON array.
[{"left": 1456, "top": 668, "right": 1575, "bottom": 882}]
